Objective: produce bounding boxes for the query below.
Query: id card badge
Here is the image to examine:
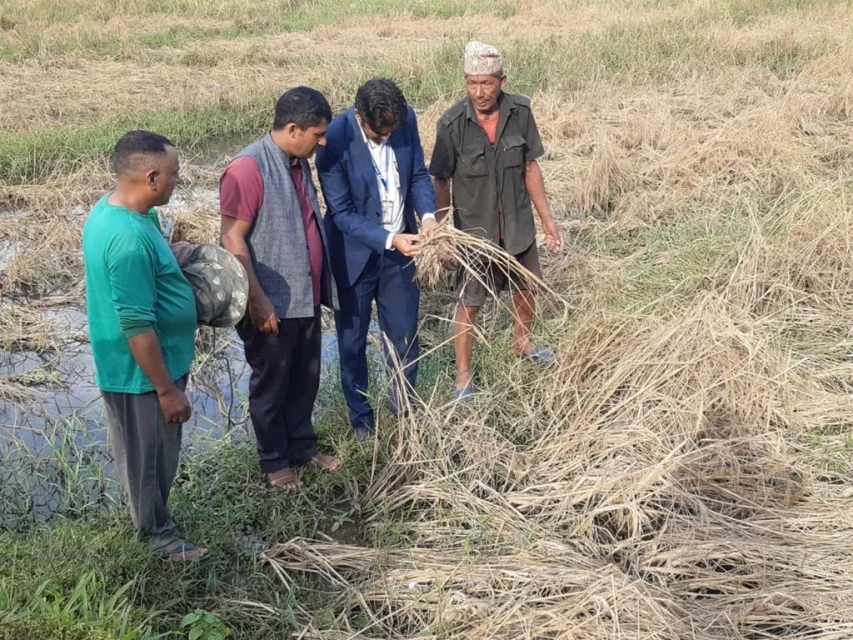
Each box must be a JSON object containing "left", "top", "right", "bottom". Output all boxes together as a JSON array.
[{"left": 382, "top": 199, "right": 394, "bottom": 222}]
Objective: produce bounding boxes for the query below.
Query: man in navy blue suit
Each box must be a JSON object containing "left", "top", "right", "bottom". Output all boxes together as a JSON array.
[{"left": 317, "top": 78, "right": 436, "bottom": 441}]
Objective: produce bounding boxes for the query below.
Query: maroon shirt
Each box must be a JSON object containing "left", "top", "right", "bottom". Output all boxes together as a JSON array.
[{"left": 220, "top": 155, "right": 323, "bottom": 307}]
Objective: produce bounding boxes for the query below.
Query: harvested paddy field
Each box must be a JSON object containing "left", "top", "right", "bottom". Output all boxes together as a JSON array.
[{"left": 1, "top": 0, "right": 852, "bottom": 638}]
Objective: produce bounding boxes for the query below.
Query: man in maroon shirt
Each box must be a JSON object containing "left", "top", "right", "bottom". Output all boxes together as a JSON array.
[
  {"left": 221, "top": 155, "right": 324, "bottom": 309},
  {"left": 220, "top": 87, "right": 340, "bottom": 492}
]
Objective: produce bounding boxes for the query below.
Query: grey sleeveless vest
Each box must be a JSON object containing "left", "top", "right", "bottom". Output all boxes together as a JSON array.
[{"left": 236, "top": 134, "right": 338, "bottom": 319}]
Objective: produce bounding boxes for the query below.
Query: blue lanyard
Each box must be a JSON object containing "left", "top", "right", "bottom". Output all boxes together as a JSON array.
[{"left": 369, "top": 142, "right": 391, "bottom": 195}]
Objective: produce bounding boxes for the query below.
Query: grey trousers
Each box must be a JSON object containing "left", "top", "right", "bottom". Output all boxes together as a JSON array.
[{"left": 101, "top": 375, "right": 188, "bottom": 555}]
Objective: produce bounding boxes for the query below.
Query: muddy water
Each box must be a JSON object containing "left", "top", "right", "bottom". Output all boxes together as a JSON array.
[
  {"left": 194, "top": 133, "right": 256, "bottom": 167},
  {"left": 0, "top": 306, "right": 344, "bottom": 454},
  {"left": 0, "top": 303, "right": 350, "bottom": 526}
]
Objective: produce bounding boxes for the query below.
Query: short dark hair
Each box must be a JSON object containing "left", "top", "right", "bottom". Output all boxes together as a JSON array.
[
  {"left": 273, "top": 86, "right": 333, "bottom": 131},
  {"left": 355, "top": 78, "right": 408, "bottom": 133},
  {"left": 110, "top": 130, "right": 174, "bottom": 176}
]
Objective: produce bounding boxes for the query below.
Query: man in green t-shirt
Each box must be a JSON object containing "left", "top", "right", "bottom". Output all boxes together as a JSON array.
[{"left": 82, "top": 130, "right": 206, "bottom": 563}]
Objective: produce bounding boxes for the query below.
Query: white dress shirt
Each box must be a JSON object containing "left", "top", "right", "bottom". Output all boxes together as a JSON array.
[{"left": 359, "top": 125, "right": 434, "bottom": 250}]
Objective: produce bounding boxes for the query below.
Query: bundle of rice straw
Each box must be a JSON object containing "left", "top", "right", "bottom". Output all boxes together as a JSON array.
[{"left": 415, "top": 217, "right": 569, "bottom": 320}]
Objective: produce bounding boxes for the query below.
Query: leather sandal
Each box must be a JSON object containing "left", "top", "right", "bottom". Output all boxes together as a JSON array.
[
  {"left": 308, "top": 452, "right": 342, "bottom": 472},
  {"left": 267, "top": 467, "right": 303, "bottom": 492},
  {"left": 160, "top": 542, "right": 210, "bottom": 563}
]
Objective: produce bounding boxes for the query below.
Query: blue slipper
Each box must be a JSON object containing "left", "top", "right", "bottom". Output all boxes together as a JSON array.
[
  {"left": 451, "top": 385, "right": 476, "bottom": 404},
  {"left": 522, "top": 345, "right": 557, "bottom": 366}
]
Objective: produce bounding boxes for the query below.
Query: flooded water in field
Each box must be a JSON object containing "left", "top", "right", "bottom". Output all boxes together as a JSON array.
[
  {"left": 0, "top": 307, "right": 347, "bottom": 445},
  {"left": 0, "top": 303, "right": 352, "bottom": 526},
  {"left": 194, "top": 133, "right": 256, "bottom": 167},
  {"left": 0, "top": 309, "right": 344, "bottom": 446}
]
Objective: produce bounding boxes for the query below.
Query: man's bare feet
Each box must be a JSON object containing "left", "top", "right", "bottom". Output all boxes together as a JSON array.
[{"left": 512, "top": 340, "right": 535, "bottom": 358}]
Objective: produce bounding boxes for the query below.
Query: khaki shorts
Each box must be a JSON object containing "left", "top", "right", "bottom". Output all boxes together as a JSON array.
[{"left": 456, "top": 242, "right": 542, "bottom": 308}]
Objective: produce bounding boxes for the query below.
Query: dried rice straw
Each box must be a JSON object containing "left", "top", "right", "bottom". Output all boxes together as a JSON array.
[{"left": 415, "top": 216, "right": 570, "bottom": 322}]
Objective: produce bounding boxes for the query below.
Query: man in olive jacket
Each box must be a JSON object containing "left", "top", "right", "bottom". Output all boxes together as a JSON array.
[{"left": 430, "top": 41, "right": 565, "bottom": 403}]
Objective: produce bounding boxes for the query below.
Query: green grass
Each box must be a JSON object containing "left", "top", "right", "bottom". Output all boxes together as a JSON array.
[
  {"left": 0, "top": 102, "right": 270, "bottom": 183},
  {"left": 727, "top": 33, "right": 832, "bottom": 79},
  {"left": 0, "top": 566, "right": 163, "bottom": 639},
  {"left": 612, "top": 210, "right": 751, "bottom": 310},
  {"left": 725, "top": 0, "right": 846, "bottom": 26},
  {"left": 0, "top": 32, "right": 124, "bottom": 61},
  {"left": 134, "top": 23, "right": 253, "bottom": 49},
  {"left": 0, "top": 45, "right": 456, "bottom": 182},
  {"left": 0, "top": 434, "right": 360, "bottom": 638},
  {"left": 0, "top": 0, "right": 515, "bottom": 24}
]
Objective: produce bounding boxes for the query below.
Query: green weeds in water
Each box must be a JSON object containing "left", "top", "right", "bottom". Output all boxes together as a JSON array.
[
  {"left": 0, "top": 432, "right": 347, "bottom": 638},
  {"left": 1, "top": 415, "right": 115, "bottom": 532}
]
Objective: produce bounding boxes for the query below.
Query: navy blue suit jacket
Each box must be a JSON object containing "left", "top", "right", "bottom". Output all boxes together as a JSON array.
[{"left": 316, "top": 106, "right": 435, "bottom": 288}]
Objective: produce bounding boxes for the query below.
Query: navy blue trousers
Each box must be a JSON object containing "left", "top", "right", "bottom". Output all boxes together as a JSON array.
[
  {"left": 236, "top": 308, "right": 320, "bottom": 474},
  {"left": 335, "top": 250, "right": 419, "bottom": 431}
]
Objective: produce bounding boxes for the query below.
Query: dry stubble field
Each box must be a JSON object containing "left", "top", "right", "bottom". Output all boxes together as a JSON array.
[{"left": 1, "top": 0, "right": 853, "bottom": 638}]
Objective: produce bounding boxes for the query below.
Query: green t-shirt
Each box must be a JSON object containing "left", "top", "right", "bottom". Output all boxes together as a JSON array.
[{"left": 82, "top": 195, "right": 197, "bottom": 393}]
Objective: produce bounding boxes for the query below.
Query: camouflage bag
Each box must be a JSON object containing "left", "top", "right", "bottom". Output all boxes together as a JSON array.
[{"left": 180, "top": 243, "right": 248, "bottom": 328}]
